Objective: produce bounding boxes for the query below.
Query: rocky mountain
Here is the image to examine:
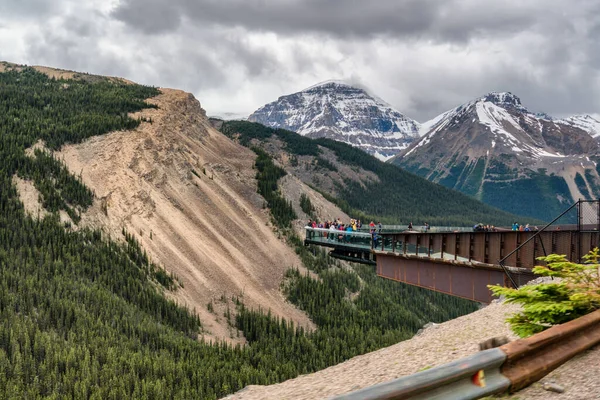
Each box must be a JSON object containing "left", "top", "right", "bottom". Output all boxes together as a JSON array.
[
  {"left": 220, "top": 120, "right": 523, "bottom": 227},
  {"left": 0, "top": 62, "right": 318, "bottom": 343},
  {"left": 393, "top": 92, "right": 600, "bottom": 221},
  {"left": 248, "top": 81, "right": 420, "bottom": 161},
  {"left": 2, "top": 63, "right": 485, "bottom": 399}
]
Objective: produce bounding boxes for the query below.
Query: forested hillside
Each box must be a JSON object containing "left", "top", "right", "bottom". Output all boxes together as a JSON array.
[
  {"left": 220, "top": 120, "right": 524, "bottom": 226},
  {"left": 0, "top": 65, "right": 477, "bottom": 398}
]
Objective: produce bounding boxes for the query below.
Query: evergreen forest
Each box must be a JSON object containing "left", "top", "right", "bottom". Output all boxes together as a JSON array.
[
  {"left": 0, "top": 66, "right": 478, "bottom": 399},
  {"left": 220, "top": 120, "right": 524, "bottom": 227}
]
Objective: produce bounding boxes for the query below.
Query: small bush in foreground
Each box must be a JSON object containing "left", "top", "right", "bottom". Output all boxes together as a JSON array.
[{"left": 489, "top": 248, "right": 600, "bottom": 338}]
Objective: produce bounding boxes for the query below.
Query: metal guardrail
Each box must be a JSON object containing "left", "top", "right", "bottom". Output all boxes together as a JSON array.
[
  {"left": 500, "top": 308, "right": 600, "bottom": 392},
  {"left": 333, "top": 309, "right": 600, "bottom": 400},
  {"left": 333, "top": 348, "right": 510, "bottom": 400}
]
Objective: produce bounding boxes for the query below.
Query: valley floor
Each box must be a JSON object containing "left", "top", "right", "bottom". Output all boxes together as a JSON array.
[{"left": 224, "top": 301, "right": 600, "bottom": 400}]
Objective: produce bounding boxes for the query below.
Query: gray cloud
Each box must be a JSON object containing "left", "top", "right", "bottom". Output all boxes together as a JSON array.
[
  {"left": 112, "top": 0, "right": 542, "bottom": 42},
  {"left": 1, "top": 0, "right": 599, "bottom": 123},
  {"left": 0, "top": 0, "right": 53, "bottom": 18},
  {"left": 112, "top": 0, "right": 182, "bottom": 34}
]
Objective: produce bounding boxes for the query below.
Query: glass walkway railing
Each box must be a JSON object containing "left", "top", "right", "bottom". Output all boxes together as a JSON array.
[
  {"left": 305, "top": 227, "right": 373, "bottom": 249},
  {"left": 304, "top": 227, "right": 430, "bottom": 254},
  {"left": 304, "top": 226, "right": 471, "bottom": 263}
]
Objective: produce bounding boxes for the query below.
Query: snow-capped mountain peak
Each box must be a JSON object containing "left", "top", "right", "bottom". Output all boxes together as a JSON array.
[
  {"left": 303, "top": 79, "right": 354, "bottom": 91},
  {"left": 404, "top": 91, "right": 597, "bottom": 161},
  {"left": 482, "top": 92, "right": 526, "bottom": 110},
  {"left": 556, "top": 114, "right": 600, "bottom": 138},
  {"left": 394, "top": 92, "right": 600, "bottom": 222},
  {"left": 248, "top": 82, "right": 420, "bottom": 161}
]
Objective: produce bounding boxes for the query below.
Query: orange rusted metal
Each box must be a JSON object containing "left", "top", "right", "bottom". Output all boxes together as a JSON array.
[
  {"left": 500, "top": 309, "right": 600, "bottom": 392},
  {"left": 375, "top": 252, "right": 522, "bottom": 303}
]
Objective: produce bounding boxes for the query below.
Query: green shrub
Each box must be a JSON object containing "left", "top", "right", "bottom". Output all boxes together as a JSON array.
[{"left": 489, "top": 249, "right": 600, "bottom": 337}]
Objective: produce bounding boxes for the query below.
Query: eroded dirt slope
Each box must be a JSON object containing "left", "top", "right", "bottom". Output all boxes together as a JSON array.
[{"left": 55, "top": 88, "right": 314, "bottom": 342}]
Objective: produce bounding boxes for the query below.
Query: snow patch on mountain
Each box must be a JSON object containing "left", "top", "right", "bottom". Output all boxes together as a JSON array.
[
  {"left": 556, "top": 114, "right": 600, "bottom": 138},
  {"left": 248, "top": 81, "right": 420, "bottom": 160},
  {"left": 403, "top": 92, "right": 578, "bottom": 160}
]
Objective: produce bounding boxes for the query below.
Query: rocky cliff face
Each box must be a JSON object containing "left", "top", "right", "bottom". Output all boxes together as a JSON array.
[
  {"left": 248, "top": 81, "right": 420, "bottom": 161},
  {"left": 50, "top": 87, "right": 315, "bottom": 342},
  {"left": 393, "top": 92, "right": 600, "bottom": 221}
]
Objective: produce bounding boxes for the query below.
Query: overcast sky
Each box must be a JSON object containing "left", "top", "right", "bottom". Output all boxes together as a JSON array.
[{"left": 1, "top": 0, "right": 599, "bottom": 121}]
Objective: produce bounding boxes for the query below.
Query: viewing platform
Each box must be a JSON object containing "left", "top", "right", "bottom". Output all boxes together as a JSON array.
[{"left": 304, "top": 200, "right": 600, "bottom": 303}]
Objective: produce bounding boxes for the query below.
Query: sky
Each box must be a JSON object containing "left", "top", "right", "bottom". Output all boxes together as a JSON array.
[{"left": 1, "top": 0, "right": 599, "bottom": 122}]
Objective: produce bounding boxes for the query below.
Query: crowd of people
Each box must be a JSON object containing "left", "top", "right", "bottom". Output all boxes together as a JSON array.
[
  {"left": 511, "top": 222, "right": 538, "bottom": 232},
  {"left": 306, "top": 218, "right": 383, "bottom": 243},
  {"left": 473, "top": 223, "right": 498, "bottom": 232},
  {"left": 472, "top": 222, "right": 539, "bottom": 232}
]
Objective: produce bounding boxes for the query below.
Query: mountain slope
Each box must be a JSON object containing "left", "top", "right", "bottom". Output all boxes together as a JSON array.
[
  {"left": 248, "top": 81, "right": 420, "bottom": 161},
  {"left": 2, "top": 64, "right": 482, "bottom": 399},
  {"left": 55, "top": 88, "right": 315, "bottom": 341},
  {"left": 393, "top": 92, "right": 600, "bottom": 221},
  {"left": 2, "top": 61, "right": 315, "bottom": 341},
  {"left": 219, "top": 120, "right": 527, "bottom": 227}
]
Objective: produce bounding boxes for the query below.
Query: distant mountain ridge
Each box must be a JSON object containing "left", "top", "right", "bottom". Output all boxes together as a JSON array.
[
  {"left": 220, "top": 119, "right": 526, "bottom": 227},
  {"left": 393, "top": 91, "right": 600, "bottom": 221},
  {"left": 248, "top": 81, "right": 420, "bottom": 161}
]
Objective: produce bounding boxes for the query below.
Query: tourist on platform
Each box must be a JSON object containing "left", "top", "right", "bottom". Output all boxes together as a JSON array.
[
  {"left": 369, "top": 221, "right": 376, "bottom": 233},
  {"left": 372, "top": 231, "right": 379, "bottom": 248},
  {"left": 408, "top": 222, "right": 413, "bottom": 230},
  {"left": 345, "top": 224, "right": 353, "bottom": 243},
  {"left": 329, "top": 223, "right": 336, "bottom": 241}
]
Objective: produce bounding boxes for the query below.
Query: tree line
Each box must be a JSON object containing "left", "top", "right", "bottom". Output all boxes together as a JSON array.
[
  {"left": 0, "top": 67, "right": 478, "bottom": 399},
  {"left": 221, "top": 120, "right": 523, "bottom": 226}
]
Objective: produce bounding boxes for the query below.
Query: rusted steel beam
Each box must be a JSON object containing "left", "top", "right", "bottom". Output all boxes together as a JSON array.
[
  {"left": 500, "top": 309, "right": 600, "bottom": 392},
  {"left": 455, "top": 234, "right": 460, "bottom": 261},
  {"left": 469, "top": 233, "right": 474, "bottom": 262},
  {"left": 375, "top": 253, "right": 512, "bottom": 303},
  {"left": 375, "top": 230, "right": 590, "bottom": 271},
  {"left": 441, "top": 234, "right": 446, "bottom": 259}
]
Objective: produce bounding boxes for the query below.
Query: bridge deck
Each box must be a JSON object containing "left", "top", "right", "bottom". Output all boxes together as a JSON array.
[{"left": 304, "top": 226, "right": 600, "bottom": 303}]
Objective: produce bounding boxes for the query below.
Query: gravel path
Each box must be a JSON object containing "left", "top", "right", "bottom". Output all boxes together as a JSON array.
[{"left": 224, "top": 301, "right": 521, "bottom": 400}]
